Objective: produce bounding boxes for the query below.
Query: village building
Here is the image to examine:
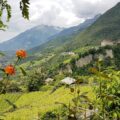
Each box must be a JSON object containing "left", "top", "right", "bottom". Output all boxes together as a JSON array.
[
  {"left": 101, "top": 40, "right": 114, "bottom": 47},
  {"left": 61, "top": 77, "right": 76, "bottom": 85},
  {"left": 61, "top": 52, "right": 76, "bottom": 56}
]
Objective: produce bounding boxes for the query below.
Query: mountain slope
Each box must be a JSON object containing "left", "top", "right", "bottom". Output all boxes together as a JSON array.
[
  {"left": 56, "top": 14, "right": 101, "bottom": 37},
  {"left": 0, "top": 25, "right": 63, "bottom": 51},
  {"left": 37, "top": 2, "right": 120, "bottom": 53},
  {"left": 29, "top": 14, "right": 100, "bottom": 53},
  {"left": 70, "top": 2, "right": 120, "bottom": 48}
]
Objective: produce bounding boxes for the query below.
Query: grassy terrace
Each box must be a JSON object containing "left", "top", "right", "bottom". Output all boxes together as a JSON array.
[{"left": 0, "top": 86, "right": 94, "bottom": 120}]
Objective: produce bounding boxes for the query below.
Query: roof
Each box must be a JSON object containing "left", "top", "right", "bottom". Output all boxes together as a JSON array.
[{"left": 61, "top": 77, "right": 76, "bottom": 85}]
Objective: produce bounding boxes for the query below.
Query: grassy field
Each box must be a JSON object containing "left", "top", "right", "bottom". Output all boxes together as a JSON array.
[
  {"left": 0, "top": 86, "right": 94, "bottom": 120},
  {"left": 0, "top": 94, "right": 21, "bottom": 112}
]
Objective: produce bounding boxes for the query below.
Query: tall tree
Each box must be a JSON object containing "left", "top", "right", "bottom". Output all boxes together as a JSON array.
[{"left": 0, "top": 0, "right": 30, "bottom": 30}]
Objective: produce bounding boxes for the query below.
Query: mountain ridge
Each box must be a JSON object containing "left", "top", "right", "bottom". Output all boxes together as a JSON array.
[
  {"left": 29, "top": 14, "right": 101, "bottom": 54},
  {"left": 0, "top": 25, "right": 63, "bottom": 51},
  {"left": 33, "top": 2, "right": 120, "bottom": 53}
]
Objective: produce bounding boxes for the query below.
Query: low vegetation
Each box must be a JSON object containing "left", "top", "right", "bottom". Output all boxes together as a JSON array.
[{"left": 0, "top": 44, "right": 120, "bottom": 119}]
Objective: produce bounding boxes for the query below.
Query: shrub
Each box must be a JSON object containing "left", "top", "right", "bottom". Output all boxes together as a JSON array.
[
  {"left": 0, "top": 80, "right": 21, "bottom": 93},
  {"left": 113, "top": 44, "right": 120, "bottom": 69},
  {"left": 90, "top": 61, "right": 120, "bottom": 120},
  {"left": 27, "top": 72, "right": 44, "bottom": 92},
  {"left": 41, "top": 111, "right": 57, "bottom": 120},
  {"left": 100, "top": 57, "right": 113, "bottom": 68}
]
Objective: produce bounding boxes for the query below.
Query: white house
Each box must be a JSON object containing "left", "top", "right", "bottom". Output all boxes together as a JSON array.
[{"left": 61, "top": 77, "right": 76, "bottom": 85}]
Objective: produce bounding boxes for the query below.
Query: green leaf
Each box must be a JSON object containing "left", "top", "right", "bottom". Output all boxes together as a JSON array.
[
  {"left": 0, "top": 0, "right": 29, "bottom": 29},
  {"left": 19, "top": 67, "right": 27, "bottom": 76},
  {"left": 89, "top": 67, "right": 99, "bottom": 74},
  {"left": 6, "top": 4, "right": 11, "bottom": 22},
  {"left": 0, "top": 0, "right": 11, "bottom": 29},
  {"left": 106, "top": 95, "right": 116, "bottom": 100},
  {"left": 81, "top": 92, "right": 88, "bottom": 96},
  {"left": 20, "top": 0, "right": 30, "bottom": 20},
  {"left": 100, "top": 73, "right": 110, "bottom": 79}
]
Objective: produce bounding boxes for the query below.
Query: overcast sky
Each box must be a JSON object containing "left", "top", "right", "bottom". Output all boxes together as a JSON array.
[{"left": 0, "top": 0, "right": 120, "bottom": 42}]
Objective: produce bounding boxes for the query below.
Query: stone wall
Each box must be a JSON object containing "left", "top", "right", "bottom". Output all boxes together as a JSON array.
[
  {"left": 75, "top": 49, "right": 114, "bottom": 68},
  {"left": 105, "top": 49, "right": 113, "bottom": 58},
  {"left": 76, "top": 55, "right": 93, "bottom": 67}
]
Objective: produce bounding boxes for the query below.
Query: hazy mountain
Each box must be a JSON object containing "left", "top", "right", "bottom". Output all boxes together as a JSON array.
[
  {"left": 56, "top": 14, "right": 101, "bottom": 37},
  {"left": 31, "top": 2, "right": 120, "bottom": 54},
  {"left": 0, "top": 25, "right": 63, "bottom": 51},
  {"left": 29, "top": 14, "right": 101, "bottom": 53}
]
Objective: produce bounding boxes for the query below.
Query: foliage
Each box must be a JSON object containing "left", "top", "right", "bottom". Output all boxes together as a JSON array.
[
  {"left": 0, "top": 0, "right": 11, "bottom": 29},
  {"left": 0, "top": 50, "right": 27, "bottom": 93},
  {"left": 50, "top": 79, "right": 94, "bottom": 120},
  {"left": 20, "top": 0, "right": 30, "bottom": 19},
  {"left": 26, "top": 71, "right": 44, "bottom": 92},
  {"left": 49, "top": 58, "right": 120, "bottom": 120},
  {"left": 102, "top": 57, "right": 113, "bottom": 67},
  {"left": 41, "top": 111, "right": 58, "bottom": 120},
  {"left": 90, "top": 61, "right": 120, "bottom": 120},
  {"left": 0, "top": 80, "right": 21, "bottom": 93},
  {"left": 113, "top": 44, "right": 120, "bottom": 69},
  {"left": 0, "top": 0, "right": 29, "bottom": 29}
]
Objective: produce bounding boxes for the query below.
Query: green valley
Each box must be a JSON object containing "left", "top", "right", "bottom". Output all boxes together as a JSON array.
[{"left": 0, "top": 1, "right": 120, "bottom": 120}]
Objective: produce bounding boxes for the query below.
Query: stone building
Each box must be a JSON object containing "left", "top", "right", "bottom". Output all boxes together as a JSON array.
[{"left": 101, "top": 40, "right": 114, "bottom": 46}]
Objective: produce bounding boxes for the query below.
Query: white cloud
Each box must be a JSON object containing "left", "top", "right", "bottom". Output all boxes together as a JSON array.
[
  {"left": 29, "top": 0, "right": 81, "bottom": 27},
  {"left": 71, "top": 0, "right": 120, "bottom": 18},
  {"left": 0, "top": 0, "right": 120, "bottom": 42}
]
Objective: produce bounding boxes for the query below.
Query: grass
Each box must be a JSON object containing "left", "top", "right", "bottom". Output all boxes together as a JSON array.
[
  {"left": 0, "top": 86, "right": 94, "bottom": 120},
  {"left": 0, "top": 93, "right": 21, "bottom": 112},
  {"left": 20, "top": 54, "right": 55, "bottom": 69}
]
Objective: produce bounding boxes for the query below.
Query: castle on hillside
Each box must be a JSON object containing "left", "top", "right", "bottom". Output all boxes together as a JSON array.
[{"left": 101, "top": 39, "right": 120, "bottom": 46}]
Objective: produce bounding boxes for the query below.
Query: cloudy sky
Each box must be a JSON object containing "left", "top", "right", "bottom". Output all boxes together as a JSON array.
[{"left": 0, "top": 0, "right": 120, "bottom": 42}]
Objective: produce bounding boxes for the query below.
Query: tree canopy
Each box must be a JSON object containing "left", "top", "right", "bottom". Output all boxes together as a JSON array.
[{"left": 0, "top": 0, "right": 30, "bottom": 30}]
